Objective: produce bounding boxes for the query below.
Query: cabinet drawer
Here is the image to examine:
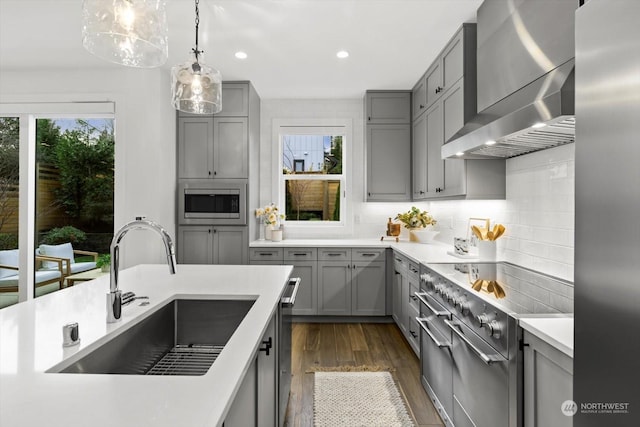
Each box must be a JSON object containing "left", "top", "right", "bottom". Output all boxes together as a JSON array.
[
  {"left": 409, "top": 282, "right": 420, "bottom": 313},
  {"left": 408, "top": 261, "right": 420, "bottom": 281},
  {"left": 284, "top": 247, "right": 317, "bottom": 261},
  {"left": 318, "top": 248, "right": 351, "bottom": 261},
  {"left": 352, "top": 248, "right": 385, "bottom": 262},
  {"left": 407, "top": 305, "right": 421, "bottom": 351},
  {"left": 393, "top": 253, "right": 409, "bottom": 272},
  {"left": 249, "top": 248, "right": 284, "bottom": 262}
]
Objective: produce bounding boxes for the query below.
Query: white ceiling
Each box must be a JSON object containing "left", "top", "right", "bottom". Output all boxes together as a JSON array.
[{"left": 0, "top": 0, "right": 483, "bottom": 99}]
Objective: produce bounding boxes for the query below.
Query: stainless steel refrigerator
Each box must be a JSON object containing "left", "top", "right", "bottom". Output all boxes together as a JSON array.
[{"left": 575, "top": 1, "right": 640, "bottom": 426}]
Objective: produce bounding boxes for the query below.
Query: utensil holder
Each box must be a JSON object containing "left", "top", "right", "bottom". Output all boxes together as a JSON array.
[{"left": 478, "top": 240, "right": 496, "bottom": 261}]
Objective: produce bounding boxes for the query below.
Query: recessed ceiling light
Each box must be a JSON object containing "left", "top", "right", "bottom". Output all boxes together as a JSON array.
[
  {"left": 531, "top": 122, "right": 547, "bottom": 129},
  {"left": 455, "top": 151, "right": 465, "bottom": 157},
  {"left": 336, "top": 50, "right": 349, "bottom": 59},
  {"left": 485, "top": 140, "right": 497, "bottom": 146},
  {"left": 235, "top": 51, "right": 248, "bottom": 59}
]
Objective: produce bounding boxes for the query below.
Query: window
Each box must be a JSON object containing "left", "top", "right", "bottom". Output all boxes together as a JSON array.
[
  {"left": 0, "top": 103, "right": 114, "bottom": 308},
  {"left": 277, "top": 124, "right": 348, "bottom": 226}
]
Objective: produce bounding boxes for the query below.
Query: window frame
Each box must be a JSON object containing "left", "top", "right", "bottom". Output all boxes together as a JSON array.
[{"left": 272, "top": 119, "right": 352, "bottom": 235}]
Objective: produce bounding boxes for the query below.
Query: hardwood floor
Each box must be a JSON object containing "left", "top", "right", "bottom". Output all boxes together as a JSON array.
[{"left": 284, "top": 322, "right": 445, "bottom": 427}]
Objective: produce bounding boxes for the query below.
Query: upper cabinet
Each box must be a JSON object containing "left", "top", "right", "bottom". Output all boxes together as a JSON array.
[
  {"left": 365, "top": 91, "right": 412, "bottom": 202},
  {"left": 177, "top": 82, "right": 256, "bottom": 180},
  {"left": 412, "top": 24, "right": 506, "bottom": 200},
  {"left": 366, "top": 92, "right": 411, "bottom": 124}
]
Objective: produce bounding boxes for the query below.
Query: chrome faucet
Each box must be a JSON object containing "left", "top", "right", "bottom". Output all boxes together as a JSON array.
[{"left": 107, "top": 218, "right": 177, "bottom": 323}]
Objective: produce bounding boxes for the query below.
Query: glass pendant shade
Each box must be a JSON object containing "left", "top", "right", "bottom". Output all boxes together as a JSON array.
[
  {"left": 171, "top": 58, "right": 222, "bottom": 114},
  {"left": 82, "top": 0, "right": 168, "bottom": 68}
]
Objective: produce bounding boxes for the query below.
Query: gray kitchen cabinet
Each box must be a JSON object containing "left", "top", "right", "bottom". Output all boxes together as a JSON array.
[
  {"left": 523, "top": 330, "right": 573, "bottom": 427},
  {"left": 177, "top": 116, "right": 213, "bottom": 179},
  {"left": 393, "top": 253, "right": 409, "bottom": 333},
  {"left": 213, "top": 117, "right": 248, "bottom": 178},
  {"left": 318, "top": 261, "right": 352, "bottom": 316},
  {"left": 257, "top": 314, "right": 277, "bottom": 427},
  {"left": 412, "top": 75, "right": 428, "bottom": 120},
  {"left": 178, "top": 226, "right": 248, "bottom": 265},
  {"left": 412, "top": 111, "right": 428, "bottom": 199},
  {"left": 219, "top": 83, "right": 249, "bottom": 117},
  {"left": 365, "top": 91, "right": 411, "bottom": 124},
  {"left": 425, "top": 61, "right": 442, "bottom": 111},
  {"left": 318, "top": 247, "right": 386, "bottom": 316},
  {"left": 425, "top": 102, "right": 445, "bottom": 196},
  {"left": 392, "top": 269, "right": 403, "bottom": 326},
  {"left": 284, "top": 248, "right": 318, "bottom": 316},
  {"left": 225, "top": 358, "right": 258, "bottom": 427},
  {"left": 366, "top": 124, "right": 412, "bottom": 201}
]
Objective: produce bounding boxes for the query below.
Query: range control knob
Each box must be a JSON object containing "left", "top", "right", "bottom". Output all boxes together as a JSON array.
[
  {"left": 476, "top": 313, "right": 490, "bottom": 328},
  {"left": 488, "top": 320, "right": 503, "bottom": 339},
  {"left": 435, "top": 284, "right": 445, "bottom": 296},
  {"left": 448, "top": 290, "right": 459, "bottom": 305},
  {"left": 456, "top": 297, "right": 471, "bottom": 315}
]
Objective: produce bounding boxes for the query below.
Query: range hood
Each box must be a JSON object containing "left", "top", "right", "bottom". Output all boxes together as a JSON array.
[{"left": 442, "top": 0, "right": 578, "bottom": 160}]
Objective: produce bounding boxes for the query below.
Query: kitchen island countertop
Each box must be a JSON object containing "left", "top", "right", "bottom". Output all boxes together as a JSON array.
[
  {"left": 0, "top": 264, "right": 293, "bottom": 427},
  {"left": 519, "top": 316, "right": 574, "bottom": 358}
]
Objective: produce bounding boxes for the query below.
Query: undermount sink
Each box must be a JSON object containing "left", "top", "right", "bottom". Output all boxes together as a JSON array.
[{"left": 50, "top": 298, "right": 255, "bottom": 376}]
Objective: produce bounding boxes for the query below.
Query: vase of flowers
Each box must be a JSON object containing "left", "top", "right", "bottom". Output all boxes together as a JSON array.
[
  {"left": 256, "top": 203, "right": 285, "bottom": 241},
  {"left": 395, "top": 206, "right": 438, "bottom": 243}
]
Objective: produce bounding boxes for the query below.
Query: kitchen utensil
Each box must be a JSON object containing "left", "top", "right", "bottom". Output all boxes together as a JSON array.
[
  {"left": 471, "top": 225, "right": 484, "bottom": 240},
  {"left": 472, "top": 279, "right": 484, "bottom": 291},
  {"left": 493, "top": 224, "right": 506, "bottom": 240},
  {"left": 487, "top": 230, "right": 494, "bottom": 241}
]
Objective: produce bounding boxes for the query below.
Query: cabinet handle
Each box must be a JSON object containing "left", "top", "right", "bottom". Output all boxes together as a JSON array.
[
  {"left": 259, "top": 337, "right": 273, "bottom": 356},
  {"left": 419, "top": 190, "right": 425, "bottom": 194},
  {"left": 419, "top": 104, "right": 425, "bottom": 109},
  {"left": 208, "top": 229, "right": 211, "bottom": 234},
  {"left": 411, "top": 295, "right": 418, "bottom": 301},
  {"left": 360, "top": 253, "right": 377, "bottom": 257},
  {"left": 213, "top": 171, "right": 217, "bottom": 176},
  {"left": 353, "top": 264, "right": 357, "bottom": 269},
  {"left": 326, "top": 253, "right": 343, "bottom": 257},
  {"left": 213, "top": 229, "right": 217, "bottom": 233},
  {"left": 435, "top": 86, "right": 443, "bottom": 94},
  {"left": 258, "top": 252, "right": 273, "bottom": 256},
  {"left": 368, "top": 116, "right": 371, "bottom": 121},
  {"left": 368, "top": 192, "right": 371, "bottom": 197},
  {"left": 395, "top": 258, "right": 403, "bottom": 263},
  {"left": 208, "top": 171, "right": 212, "bottom": 176},
  {"left": 292, "top": 253, "right": 308, "bottom": 256},
  {"left": 410, "top": 330, "right": 418, "bottom": 338}
]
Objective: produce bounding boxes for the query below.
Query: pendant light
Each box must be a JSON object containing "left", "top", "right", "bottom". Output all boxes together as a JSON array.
[
  {"left": 171, "top": 0, "right": 222, "bottom": 115},
  {"left": 82, "top": 0, "right": 168, "bottom": 68}
]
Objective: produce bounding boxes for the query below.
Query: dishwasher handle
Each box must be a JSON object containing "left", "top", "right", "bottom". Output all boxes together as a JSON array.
[
  {"left": 444, "top": 319, "right": 507, "bottom": 365},
  {"left": 415, "top": 292, "right": 451, "bottom": 319},
  {"left": 282, "top": 277, "right": 301, "bottom": 307}
]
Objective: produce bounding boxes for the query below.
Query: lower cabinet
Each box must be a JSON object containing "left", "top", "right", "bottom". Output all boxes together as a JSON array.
[
  {"left": 225, "top": 313, "right": 278, "bottom": 427},
  {"left": 392, "top": 251, "right": 420, "bottom": 356},
  {"left": 523, "top": 330, "right": 574, "bottom": 427},
  {"left": 178, "top": 226, "right": 248, "bottom": 264},
  {"left": 318, "top": 248, "right": 386, "bottom": 316}
]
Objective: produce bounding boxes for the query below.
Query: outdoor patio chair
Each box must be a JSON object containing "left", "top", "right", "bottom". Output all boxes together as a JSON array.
[
  {"left": 0, "top": 249, "right": 66, "bottom": 308},
  {"left": 36, "top": 243, "right": 98, "bottom": 276}
]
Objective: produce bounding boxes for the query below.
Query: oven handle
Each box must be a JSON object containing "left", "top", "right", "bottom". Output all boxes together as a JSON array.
[
  {"left": 282, "top": 277, "right": 301, "bottom": 307},
  {"left": 444, "top": 319, "right": 507, "bottom": 365},
  {"left": 414, "top": 292, "right": 450, "bottom": 319},
  {"left": 416, "top": 317, "right": 451, "bottom": 348}
]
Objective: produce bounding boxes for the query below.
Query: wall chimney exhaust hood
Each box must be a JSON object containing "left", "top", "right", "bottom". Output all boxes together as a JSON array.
[{"left": 442, "top": 0, "right": 578, "bottom": 160}]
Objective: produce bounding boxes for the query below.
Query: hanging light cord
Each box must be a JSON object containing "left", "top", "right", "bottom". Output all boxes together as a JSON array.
[{"left": 192, "top": 0, "right": 203, "bottom": 69}]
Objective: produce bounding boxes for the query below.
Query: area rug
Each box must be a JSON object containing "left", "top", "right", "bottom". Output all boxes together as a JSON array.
[{"left": 313, "top": 371, "right": 415, "bottom": 427}]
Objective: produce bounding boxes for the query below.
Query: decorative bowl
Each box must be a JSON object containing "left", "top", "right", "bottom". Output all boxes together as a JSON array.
[{"left": 409, "top": 229, "right": 439, "bottom": 244}]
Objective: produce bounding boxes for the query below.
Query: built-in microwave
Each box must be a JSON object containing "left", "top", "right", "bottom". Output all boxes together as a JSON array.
[{"left": 178, "top": 179, "right": 247, "bottom": 225}]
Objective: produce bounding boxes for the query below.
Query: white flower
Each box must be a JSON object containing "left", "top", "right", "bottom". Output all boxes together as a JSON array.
[{"left": 255, "top": 208, "right": 265, "bottom": 217}]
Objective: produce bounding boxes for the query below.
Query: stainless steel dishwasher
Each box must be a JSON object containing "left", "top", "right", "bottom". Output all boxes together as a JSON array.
[{"left": 279, "top": 277, "right": 300, "bottom": 426}]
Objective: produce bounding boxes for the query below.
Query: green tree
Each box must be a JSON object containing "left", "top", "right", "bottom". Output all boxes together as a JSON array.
[
  {"left": 326, "top": 136, "right": 342, "bottom": 174},
  {"left": 36, "top": 119, "right": 62, "bottom": 163},
  {"left": 0, "top": 117, "right": 19, "bottom": 233},
  {"left": 54, "top": 120, "right": 114, "bottom": 229}
]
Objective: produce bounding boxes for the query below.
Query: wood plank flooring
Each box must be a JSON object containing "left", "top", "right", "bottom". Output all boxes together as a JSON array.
[{"left": 284, "top": 322, "right": 445, "bottom": 427}]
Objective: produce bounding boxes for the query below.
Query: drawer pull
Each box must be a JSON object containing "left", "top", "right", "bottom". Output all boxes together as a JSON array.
[
  {"left": 326, "top": 253, "right": 343, "bottom": 256},
  {"left": 292, "top": 253, "right": 308, "bottom": 256},
  {"left": 258, "top": 252, "right": 273, "bottom": 256},
  {"left": 360, "top": 253, "right": 377, "bottom": 257}
]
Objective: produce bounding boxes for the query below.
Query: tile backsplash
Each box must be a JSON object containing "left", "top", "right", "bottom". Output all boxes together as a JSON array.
[{"left": 429, "top": 144, "right": 575, "bottom": 281}]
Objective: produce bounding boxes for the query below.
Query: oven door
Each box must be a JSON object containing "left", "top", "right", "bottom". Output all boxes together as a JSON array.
[
  {"left": 416, "top": 290, "right": 454, "bottom": 426},
  {"left": 445, "top": 317, "right": 510, "bottom": 427}
]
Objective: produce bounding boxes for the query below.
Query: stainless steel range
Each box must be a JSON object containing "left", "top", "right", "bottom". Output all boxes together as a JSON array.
[{"left": 416, "top": 262, "right": 573, "bottom": 427}]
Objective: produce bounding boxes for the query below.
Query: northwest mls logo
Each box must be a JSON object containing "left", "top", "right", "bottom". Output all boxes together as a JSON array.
[{"left": 561, "top": 400, "right": 578, "bottom": 416}]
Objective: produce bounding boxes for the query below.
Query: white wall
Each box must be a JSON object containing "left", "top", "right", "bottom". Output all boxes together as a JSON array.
[
  {"left": 0, "top": 68, "right": 176, "bottom": 268},
  {"left": 258, "top": 99, "right": 575, "bottom": 280}
]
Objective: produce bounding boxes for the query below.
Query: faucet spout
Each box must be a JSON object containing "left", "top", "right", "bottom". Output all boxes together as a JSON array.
[{"left": 107, "top": 218, "right": 177, "bottom": 323}]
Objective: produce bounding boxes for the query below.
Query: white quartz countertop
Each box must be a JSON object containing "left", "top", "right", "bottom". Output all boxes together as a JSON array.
[
  {"left": 250, "top": 238, "right": 476, "bottom": 264},
  {"left": 0, "top": 264, "right": 293, "bottom": 427},
  {"left": 519, "top": 316, "right": 574, "bottom": 358}
]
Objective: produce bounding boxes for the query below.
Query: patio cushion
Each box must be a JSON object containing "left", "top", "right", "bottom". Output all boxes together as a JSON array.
[
  {"left": 67, "top": 262, "right": 97, "bottom": 275},
  {"left": 39, "top": 243, "right": 75, "bottom": 269},
  {"left": 0, "top": 249, "right": 19, "bottom": 279}
]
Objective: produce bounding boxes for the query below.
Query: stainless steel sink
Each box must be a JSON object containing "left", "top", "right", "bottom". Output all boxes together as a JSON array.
[{"left": 52, "top": 299, "right": 255, "bottom": 376}]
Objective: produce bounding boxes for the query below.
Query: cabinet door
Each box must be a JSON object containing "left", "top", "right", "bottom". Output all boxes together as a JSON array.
[
  {"left": 366, "top": 124, "right": 411, "bottom": 201},
  {"left": 213, "top": 117, "right": 248, "bottom": 178},
  {"left": 442, "top": 78, "right": 465, "bottom": 143},
  {"left": 366, "top": 92, "right": 411, "bottom": 124},
  {"left": 257, "top": 314, "right": 277, "bottom": 427},
  {"left": 524, "top": 332, "right": 573, "bottom": 427},
  {"left": 219, "top": 83, "right": 249, "bottom": 117},
  {"left": 412, "top": 75, "right": 428, "bottom": 120},
  {"left": 178, "top": 226, "right": 213, "bottom": 264},
  {"left": 426, "top": 103, "right": 445, "bottom": 195},
  {"left": 351, "top": 262, "right": 386, "bottom": 316},
  {"left": 425, "top": 61, "right": 442, "bottom": 109},
  {"left": 225, "top": 358, "right": 257, "bottom": 427},
  {"left": 412, "top": 111, "right": 428, "bottom": 199},
  {"left": 290, "top": 261, "right": 317, "bottom": 315},
  {"left": 177, "top": 117, "right": 213, "bottom": 179},
  {"left": 441, "top": 29, "right": 464, "bottom": 93},
  {"left": 392, "top": 271, "right": 403, "bottom": 325},
  {"left": 213, "top": 226, "right": 248, "bottom": 264},
  {"left": 317, "top": 262, "right": 351, "bottom": 315}
]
